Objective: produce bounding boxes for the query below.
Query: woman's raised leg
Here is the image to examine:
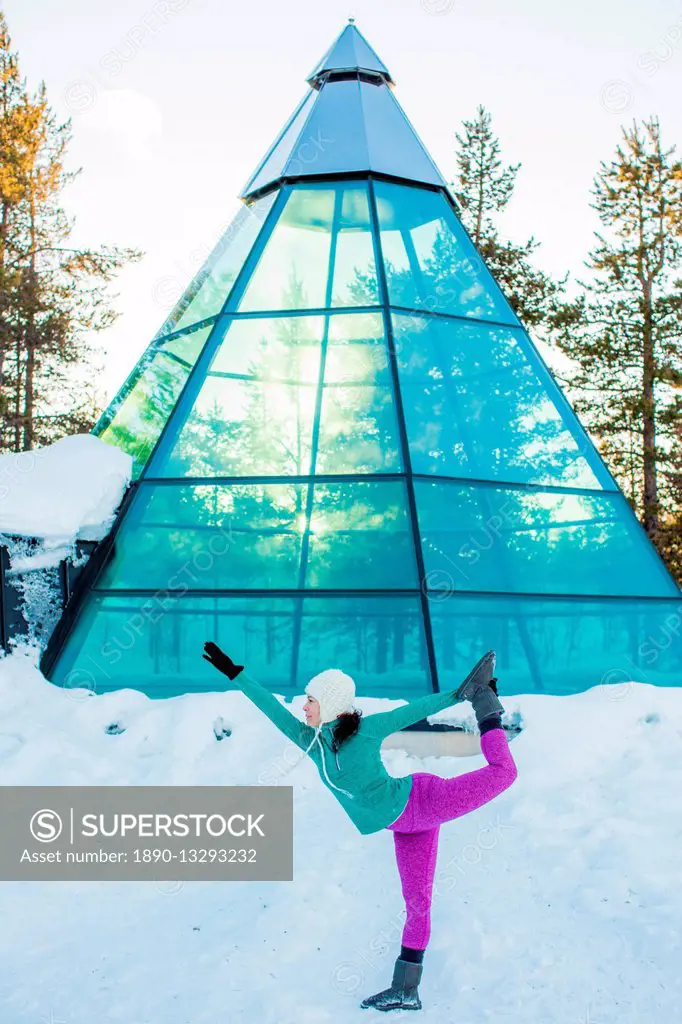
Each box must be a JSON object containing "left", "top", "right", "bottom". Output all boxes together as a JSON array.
[{"left": 409, "top": 728, "right": 517, "bottom": 832}]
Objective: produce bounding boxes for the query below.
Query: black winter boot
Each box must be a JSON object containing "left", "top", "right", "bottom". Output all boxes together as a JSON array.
[
  {"left": 455, "top": 650, "right": 504, "bottom": 728},
  {"left": 360, "top": 957, "right": 423, "bottom": 1011},
  {"left": 455, "top": 650, "right": 496, "bottom": 702}
]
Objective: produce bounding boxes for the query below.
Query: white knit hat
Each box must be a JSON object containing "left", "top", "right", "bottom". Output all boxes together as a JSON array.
[{"left": 305, "top": 668, "right": 356, "bottom": 724}]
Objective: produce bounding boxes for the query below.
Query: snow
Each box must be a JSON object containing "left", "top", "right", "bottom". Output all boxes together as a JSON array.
[
  {"left": 0, "top": 434, "right": 131, "bottom": 557},
  {"left": 0, "top": 435, "right": 131, "bottom": 646},
  {"left": 0, "top": 647, "right": 680, "bottom": 1023}
]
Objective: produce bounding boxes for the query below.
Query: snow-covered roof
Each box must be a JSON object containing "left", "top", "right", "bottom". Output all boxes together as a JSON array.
[{"left": 0, "top": 434, "right": 131, "bottom": 551}]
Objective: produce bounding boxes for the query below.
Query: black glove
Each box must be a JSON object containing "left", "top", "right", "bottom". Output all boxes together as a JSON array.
[
  {"left": 489, "top": 677, "right": 499, "bottom": 696},
  {"left": 203, "top": 642, "right": 244, "bottom": 681}
]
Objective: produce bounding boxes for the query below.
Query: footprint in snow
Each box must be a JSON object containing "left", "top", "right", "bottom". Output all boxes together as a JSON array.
[{"left": 213, "top": 717, "right": 232, "bottom": 740}]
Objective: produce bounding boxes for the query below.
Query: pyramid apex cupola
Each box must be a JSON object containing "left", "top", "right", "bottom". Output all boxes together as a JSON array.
[
  {"left": 306, "top": 22, "right": 395, "bottom": 89},
  {"left": 240, "top": 22, "right": 444, "bottom": 200}
]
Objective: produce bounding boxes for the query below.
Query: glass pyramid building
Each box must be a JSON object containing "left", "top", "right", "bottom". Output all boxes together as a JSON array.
[{"left": 44, "top": 23, "right": 681, "bottom": 699}]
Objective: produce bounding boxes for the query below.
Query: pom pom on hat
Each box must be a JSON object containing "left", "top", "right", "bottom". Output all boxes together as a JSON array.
[{"left": 305, "top": 668, "right": 356, "bottom": 724}]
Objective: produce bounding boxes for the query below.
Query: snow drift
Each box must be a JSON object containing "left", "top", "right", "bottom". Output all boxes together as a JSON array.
[
  {"left": 0, "top": 434, "right": 131, "bottom": 555},
  {"left": 0, "top": 647, "right": 680, "bottom": 1023}
]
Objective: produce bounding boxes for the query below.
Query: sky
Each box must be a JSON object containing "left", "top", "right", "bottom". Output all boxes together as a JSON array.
[{"left": 5, "top": 0, "right": 682, "bottom": 406}]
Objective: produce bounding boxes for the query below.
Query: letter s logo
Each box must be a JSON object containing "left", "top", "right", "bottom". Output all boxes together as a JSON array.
[{"left": 30, "top": 809, "right": 63, "bottom": 843}]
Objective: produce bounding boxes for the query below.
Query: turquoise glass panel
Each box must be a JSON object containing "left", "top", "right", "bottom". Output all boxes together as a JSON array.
[
  {"left": 374, "top": 180, "right": 518, "bottom": 324},
  {"left": 97, "top": 324, "right": 213, "bottom": 479},
  {"left": 49, "top": 594, "right": 435, "bottom": 699},
  {"left": 430, "top": 594, "right": 682, "bottom": 694},
  {"left": 151, "top": 316, "right": 324, "bottom": 478},
  {"left": 96, "top": 480, "right": 417, "bottom": 593},
  {"left": 305, "top": 481, "right": 417, "bottom": 589},
  {"left": 50, "top": 594, "right": 298, "bottom": 698},
  {"left": 417, "top": 480, "right": 679, "bottom": 597},
  {"left": 150, "top": 312, "right": 401, "bottom": 479},
  {"left": 155, "top": 192, "right": 277, "bottom": 336},
  {"left": 296, "top": 596, "right": 431, "bottom": 696},
  {"left": 97, "top": 483, "right": 306, "bottom": 591},
  {"left": 330, "top": 186, "right": 379, "bottom": 306},
  {"left": 316, "top": 313, "right": 401, "bottom": 473},
  {"left": 238, "top": 183, "right": 379, "bottom": 312},
  {"left": 391, "top": 313, "right": 605, "bottom": 489}
]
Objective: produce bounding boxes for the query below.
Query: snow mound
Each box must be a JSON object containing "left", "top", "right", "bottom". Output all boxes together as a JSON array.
[
  {"left": 0, "top": 434, "right": 131, "bottom": 549},
  {"left": 0, "top": 649, "right": 681, "bottom": 1022}
]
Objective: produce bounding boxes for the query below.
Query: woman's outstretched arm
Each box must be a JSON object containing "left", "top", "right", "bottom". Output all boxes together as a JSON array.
[
  {"left": 203, "top": 642, "right": 313, "bottom": 749},
  {"left": 362, "top": 688, "right": 464, "bottom": 740},
  {"left": 238, "top": 673, "right": 314, "bottom": 749}
]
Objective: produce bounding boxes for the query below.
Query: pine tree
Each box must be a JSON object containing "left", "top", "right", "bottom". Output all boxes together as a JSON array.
[
  {"left": 453, "top": 105, "right": 564, "bottom": 328},
  {"left": 0, "top": 12, "right": 30, "bottom": 419},
  {"left": 0, "top": 13, "right": 141, "bottom": 452},
  {"left": 659, "top": 426, "right": 681, "bottom": 578},
  {"left": 552, "top": 117, "right": 682, "bottom": 570},
  {"left": 454, "top": 104, "right": 519, "bottom": 244}
]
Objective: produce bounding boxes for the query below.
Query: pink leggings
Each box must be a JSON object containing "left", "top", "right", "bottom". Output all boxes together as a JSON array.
[{"left": 386, "top": 728, "right": 517, "bottom": 949}]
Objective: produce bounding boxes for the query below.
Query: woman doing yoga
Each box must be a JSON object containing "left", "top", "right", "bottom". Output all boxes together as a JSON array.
[{"left": 202, "top": 642, "right": 518, "bottom": 1012}]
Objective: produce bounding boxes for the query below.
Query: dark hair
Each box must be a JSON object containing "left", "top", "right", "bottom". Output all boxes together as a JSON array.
[{"left": 331, "top": 709, "right": 363, "bottom": 751}]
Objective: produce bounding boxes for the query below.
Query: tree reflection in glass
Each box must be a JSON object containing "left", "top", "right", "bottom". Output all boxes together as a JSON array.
[
  {"left": 316, "top": 313, "right": 401, "bottom": 474},
  {"left": 416, "top": 479, "right": 672, "bottom": 597},
  {"left": 98, "top": 324, "right": 213, "bottom": 479},
  {"left": 392, "top": 313, "right": 603, "bottom": 489},
  {"left": 158, "top": 308, "right": 323, "bottom": 478},
  {"left": 157, "top": 192, "right": 278, "bottom": 336},
  {"left": 306, "top": 481, "right": 417, "bottom": 589},
  {"left": 98, "top": 482, "right": 305, "bottom": 591},
  {"left": 238, "top": 183, "right": 379, "bottom": 312},
  {"left": 374, "top": 179, "right": 518, "bottom": 324}
]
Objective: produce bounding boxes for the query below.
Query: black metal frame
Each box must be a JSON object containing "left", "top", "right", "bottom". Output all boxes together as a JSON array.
[
  {"left": 131, "top": 471, "right": 612, "bottom": 498},
  {"left": 365, "top": 175, "right": 441, "bottom": 695},
  {"left": 289, "top": 186, "right": 344, "bottom": 684},
  {"left": 79, "top": 587, "right": 682, "bottom": 603},
  {"left": 0, "top": 546, "right": 11, "bottom": 650},
  {"left": 39, "top": 484, "right": 140, "bottom": 676}
]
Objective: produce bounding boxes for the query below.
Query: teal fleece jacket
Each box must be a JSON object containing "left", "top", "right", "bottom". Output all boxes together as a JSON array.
[{"left": 236, "top": 675, "right": 465, "bottom": 835}]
